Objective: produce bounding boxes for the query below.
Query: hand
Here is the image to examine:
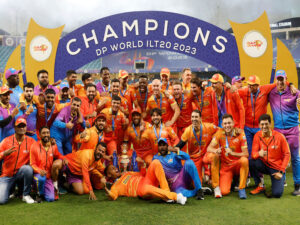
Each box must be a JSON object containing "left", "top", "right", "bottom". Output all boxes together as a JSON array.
[
  {"left": 100, "top": 92, "right": 109, "bottom": 97},
  {"left": 85, "top": 121, "right": 91, "bottom": 128},
  {"left": 50, "top": 138, "right": 56, "bottom": 146},
  {"left": 297, "top": 98, "right": 300, "bottom": 106},
  {"left": 38, "top": 93, "right": 45, "bottom": 105},
  {"left": 63, "top": 159, "right": 68, "bottom": 166},
  {"left": 104, "top": 187, "right": 113, "bottom": 200},
  {"left": 52, "top": 80, "right": 62, "bottom": 86},
  {"left": 19, "top": 102, "right": 26, "bottom": 111},
  {"left": 3, "top": 146, "right": 16, "bottom": 156},
  {"left": 272, "top": 172, "right": 283, "bottom": 180},
  {"left": 89, "top": 191, "right": 97, "bottom": 200},
  {"left": 68, "top": 88, "right": 75, "bottom": 98},
  {"left": 202, "top": 81, "right": 208, "bottom": 88},
  {"left": 165, "top": 121, "right": 173, "bottom": 127},
  {"left": 100, "top": 177, "right": 107, "bottom": 187},
  {"left": 215, "top": 148, "right": 222, "bottom": 154},
  {"left": 136, "top": 156, "right": 144, "bottom": 164},
  {"left": 164, "top": 90, "right": 170, "bottom": 98},
  {"left": 104, "top": 154, "right": 113, "bottom": 162},
  {"left": 40, "top": 170, "right": 47, "bottom": 177},
  {"left": 225, "top": 148, "right": 232, "bottom": 156},
  {"left": 77, "top": 110, "right": 83, "bottom": 124},
  {"left": 80, "top": 130, "right": 87, "bottom": 139},
  {"left": 11, "top": 107, "right": 19, "bottom": 118},
  {"left": 140, "top": 121, "right": 145, "bottom": 132},
  {"left": 25, "top": 105, "right": 34, "bottom": 115},
  {"left": 235, "top": 128, "right": 243, "bottom": 135},
  {"left": 258, "top": 149, "right": 267, "bottom": 157},
  {"left": 230, "top": 85, "right": 237, "bottom": 93},
  {"left": 66, "top": 121, "right": 74, "bottom": 130},
  {"left": 290, "top": 84, "right": 297, "bottom": 95}
]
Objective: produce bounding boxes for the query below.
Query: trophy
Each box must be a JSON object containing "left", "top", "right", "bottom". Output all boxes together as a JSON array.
[{"left": 120, "top": 144, "right": 130, "bottom": 172}]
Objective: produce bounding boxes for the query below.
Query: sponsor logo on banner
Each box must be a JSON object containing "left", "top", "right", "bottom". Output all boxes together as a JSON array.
[
  {"left": 29, "top": 35, "right": 52, "bottom": 62},
  {"left": 242, "top": 30, "right": 267, "bottom": 58}
]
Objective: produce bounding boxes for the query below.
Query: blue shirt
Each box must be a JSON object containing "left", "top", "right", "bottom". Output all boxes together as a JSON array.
[{"left": 9, "top": 85, "right": 23, "bottom": 106}]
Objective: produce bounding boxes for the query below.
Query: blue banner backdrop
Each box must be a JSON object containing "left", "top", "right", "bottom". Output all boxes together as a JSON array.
[{"left": 54, "top": 11, "right": 240, "bottom": 81}]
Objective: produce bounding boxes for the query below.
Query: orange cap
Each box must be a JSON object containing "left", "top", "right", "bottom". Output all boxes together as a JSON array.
[
  {"left": 247, "top": 75, "right": 260, "bottom": 85},
  {"left": 0, "top": 86, "right": 13, "bottom": 95},
  {"left": 119, "top": 70, "right": 129, "bottom": 79},
  {"left": 131, "top": 108, "right": 141, "bottom": 115},
  {"left": 160, "top": 68, "right": 170, "bottom": 77},
  {"left": 210, "top": 73, "right": 224, "bottom": 83},
  {"left": 15, "top": 118, "right": 27, "bottom": 126}
]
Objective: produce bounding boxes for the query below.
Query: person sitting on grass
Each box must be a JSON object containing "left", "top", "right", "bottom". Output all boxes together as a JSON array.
[{"left": 103, "top": 159, "right": 187, "bottom": 205}]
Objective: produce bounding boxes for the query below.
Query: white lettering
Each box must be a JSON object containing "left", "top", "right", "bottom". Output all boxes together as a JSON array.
[
  {"left": 103, "top": 25, "right": 119, "bottom": 42},
  {"left": 194, "top": 27, "right": 210, "bottom": 46},
  {"left": 66, "top": 39, "right": 81, "bottom": 55},
  {"left": 174, "top": 22, "right": 190, "bottom": 39},
  {"left": 213, "top": 36, "right": 227, "bottom": 53},
  {"left": 122, "top": 20, "right": 139, "bottom": 37},
  {"left": 145, "top": 19, "right": 158, "bottom": 35},
  {"left": 163, "top": 20, "right": 169, "bottom": 36},
  {"left": 82, "top": 29, "right": 98, "bottom": 48}
]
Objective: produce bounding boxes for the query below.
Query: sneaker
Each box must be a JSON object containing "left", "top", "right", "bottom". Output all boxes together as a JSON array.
[
  {"left": 284, "top": 181, "right": 287, "bottom": 187},
  {"left": 292, "top": 184, "right": 300, "bottom": 196},
  {"left": 234, "top": 186, "right": 239, "bottom": 192},
  {"left": 250, "top": 186, "right": 265, "bottom": 195},
  {"left": 239, "top": 189, "right": 247, "bottom": 199},
  {"left": 54, "top": 189, "right": 59, "bottom": 201},
  {"left": 58, "top": 186, "right": 67, "bottom": 195},
  {"left": 214, "top": 186, "right": 222, "bottom": 198},
  {"left": 22, "top": 195, "right": 35, "bottom": 204},
  {"left": 35, "top": 195, "right": 43, "bottom": 203},
  {"left": 176, "top": 193, "right": 187, "bottom": 205},
  {"left": 195, "top": 189, "right": 204, "bottom": 200},
  {"left": 9, "top": 193, "right": 16, "bottom": 199},
  {"left": 202, "top": 187, "right": 213, "bottom": 195}
]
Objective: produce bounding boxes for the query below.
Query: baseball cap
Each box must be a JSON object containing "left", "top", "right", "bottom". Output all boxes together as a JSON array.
[
  {"left": 5, "top": 68, "right": 22, "bottom": 80},
  {"left": 15, "top": 118, "right": 27, "bottom": 126},
  {"left": 158, "top": 138, "right": 168, "bottom": 144},
  {"left": 131, "top": 108, "right": 141, "bottom": 115},
  {"left": 95, "top": 113, "right": 107, "bottom": 121},
  {"left": 60, "top": 82, "right": 70, "bottom": 90},
  {"left": 160, "top": 68, "right": 170, "bottom": 77},
  {"left": 247, "top": 75, "right": 260, "bottom": 85},
  {"left": 210, "top": 73, "right": 224, "bottom": 83},
  {"left": 275, "top": 70, "right": 287, "bottom": 79},
  {"left": 231, "top": 76, "right": 245, "bottom": 85},
  {"left": 119, "top": 70, "right": 129, "bottom": 79},
  {"left": 0, "top": 86, "right": 13, "bottom": 95}
]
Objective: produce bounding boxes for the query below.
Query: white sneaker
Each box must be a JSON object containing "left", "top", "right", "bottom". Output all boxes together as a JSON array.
[
  {"left": 22, "top": 195, "right": 35, "bottom": 204},
  {"left": 9, "top": 193, "right": 16, "bottom": 199},
  {"left": 214, "top": 186, "right": 222, "bottom": 198},
  {"left": 176, "top": 193, "right": 187, "bottom": 205}
]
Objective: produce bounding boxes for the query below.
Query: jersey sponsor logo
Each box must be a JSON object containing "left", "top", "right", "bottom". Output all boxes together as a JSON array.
[
  {"left": 233, "top": 138, "right": 239, "bottom": 143},
  {"left": 168, "top": 158, "right": 173, "bottom": 163},
  {"left": 271, "top": 145, "right": 278, "bottom": 149},
  {"left": 122, "top": 175, "right": 131, "bottom": 184},
  {"left": 23, "top": 149, "right": 29, "bottom": 153},
  {"left": 284, "top": 98, "right": 291, "bottom": 102}
]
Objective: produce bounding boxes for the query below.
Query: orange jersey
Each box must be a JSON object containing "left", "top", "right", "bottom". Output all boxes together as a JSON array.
[
  {"left": 211, "top": 129, "right": 248, "bottom": 165},
  {"left": 238, "top": 84, "right": 276, "bottom": 128},
  {"left": 77, "top": 86, "right": 101, "bottom": 99},
  {"left": 74, "top": 126, "right": 105, "bottom": 151},
  {"left": 109, "top": 170, "right": 146, "bottom": 200},
  {"left": 101, "top": 108, "right": 127, "bottom": 139},
  {"left": 142, "top": 124, "right": 179, "bottom": 155},
  {"left": 192, "top": 87, "right": 218, "bottom": 126},
  {"left": 124, "top": 122, "right": 152, "bottom": 157},
  {"left": 174, "top": 92, "right": 194, "bottom": 128},
  {"left": 0, "top": 135, "right": 36, "bottom": 177},
  {"left": 252, "top": 130, "right": 290, "bottom": 172},
  {"left": 182, "top": 82, "right": 191, "bottom": 91},
  {"left": 181, "top": 123, "right": 218, "bottom": 157},
  {"left": 120, "top": 85, "right": 134, "bottom": 111},
  {"left": 146, "top": 92, "right": 177, "bottom": 123},
  {"left": 30, "top": 141, "right": 64, "bottom": 179},
  {"left": 102, "top": 95, "right": 129, "bottom": 116},
  {"left": 131, "top": 88, "right": 153, "bottom": 112},
  {"left": 65, "top": 149, "right": 105, "bottom": 191},
  {"left": 80, "top": 96, "right": 99, "bottom": 126}
]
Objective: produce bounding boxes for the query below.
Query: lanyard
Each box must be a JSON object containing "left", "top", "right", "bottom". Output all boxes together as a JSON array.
[
  {"left": 250, "top": 89, "right": 260, "bottom": 115},
  {"left": 111, "top": 111, "right": 118, "bottom": 131},
  {"left": 178, "top": 94, "right": 184, "bottom": 111},
  {"left": 196, "top": 89, "right": 204, "bottom": 114},
  {"left": 132, "top": 124, "right": 139, "bottom": 139},
  {"left": 102, "top": 83, "right": 110, "bottom": 92},
  {"left": 153, "top": 123, "right": 163, "bottom": 141},
  {"left": 120, "top": 86, "right": 127, "bottom": 97},
  {"left": 139, "top": 89, "right": 148, "bottom": 109},
  {"left": 166, "top": 82, "right": 169, "bottom": 91},
  {"left": 98, "top": 132, "right": 103, "bottom": 143},
  {"left": 192, "top": 125, "right": 203, "bottom": 147},
  {"left": 225, "top": 134, "right": 232, "bottom": 149},
  {"left": 44, "top": 104, "right": 55, "bottom": 125},
  {"left": 154, "top": 93, "right": 162, "bottom": 109},
  {"left": 216, "top": 90, "right": 225, "bottom": 112}
]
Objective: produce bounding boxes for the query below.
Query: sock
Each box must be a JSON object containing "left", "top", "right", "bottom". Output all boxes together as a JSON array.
[{"left": 53, "top": 181, "right": 58, "bottom": 190}]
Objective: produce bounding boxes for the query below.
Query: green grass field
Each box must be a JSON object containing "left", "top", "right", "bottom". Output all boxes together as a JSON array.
[{"left": 1, "top": 172, "right": 300, "bottom": 225}]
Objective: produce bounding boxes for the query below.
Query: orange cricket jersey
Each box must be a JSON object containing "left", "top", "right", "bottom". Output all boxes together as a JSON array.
[
  {"left": 146, "top": 92, "right": 177, "bottom": 123},
  {"left": 74, "top": 126, "right": 105, "bottom": 151},
  {"left": 192, "top": 87, "right": 218, "bottom": 126},
  {"left": 102, "top": 95, "right": 129, "bottom": 115},
  {"left": 252, "top": 130, "right": 290, "bottom": 172},
  {"left": 181, "top": 123, "right": 218, "bottom": 158},
  {"left": 238, "top": 84, "right": 276, "bottom": 128},
  {"left": 30, "top": 141, "right": 64, "bottom": 179},
  {"left": 211, "top": 129, "right": 248, "bottom": 165},
  {"left": 175, "top": 92, "right": 193, "bottom": 129},
  {"left": 0, "top": 135, "right": 36, "bottom": 177},
  {"left": 80, "top": 96, "right": 99, "bottom": 126},
  {"left": 101, "top": 108, "right": 127, "bottom": 139}
]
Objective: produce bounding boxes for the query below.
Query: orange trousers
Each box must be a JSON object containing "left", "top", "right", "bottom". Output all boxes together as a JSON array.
[
  {"left": 137, "top": 159, "right": 177, "bottom": 201},
  {"left": 220, "top": 157, "right": 249, "bottom": 196},
  {"left": 203, "top": 152, "right": 220, "bottom": 188}
]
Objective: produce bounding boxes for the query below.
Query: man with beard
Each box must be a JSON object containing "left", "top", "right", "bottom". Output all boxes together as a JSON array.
[
  {"left": 17, "top": 82, "right": 38, "bottom": 140},
  {"left": 53, "top": 142, "right": 107, "bottom": 200},
  {"left": 207, "top": 114, "right": 248, "bottom": 199},
  {"left": 80, "top": 84, "right": 100, "bottom": 128},
  {"left": 30, "top": 126, "right": 65, "bottom": 202},
  {"left": 160, "top": 68, "right": 173, "bottom": 93},
  {"left": 104, "top": 159, "right": 187, "bottom": 205},
  {"left": 123, "top": 109, "right": 152, "bottom": 165},
  {"left": 209, "top": 73, "right": 245, "bottom": 129},
  {"left": 96, "top": 67, "right": 111, "bottom": 95},
  {"left": 153, "top": 138, "right": 204, "bottom": 200},
  {"left": 98, "top": 79, "right": 129, "bottom": 117},
  {"left": 0, "top": 118, "right": 36, "bottom": 204},
  {"left": 77, "top": 73, "right": 99, "bottom": 98},
  {"left": 190, "top": 77, "right": 218, "bottom": 126},
  {"left": 146, "top": 79, "right": 179, "bottom": 131},
  {"left": 0, "top": 86, "right": 19, "bottom": 141},
  {"left": 34, "top": 70, "right": 59, "bottom": 95},
  {"left": 51, "top": 97, "right": 85, "bottom": 155},
  {"left": 101, "top": 95, "right": 128, "bottom": 155},
  {"left": 5, "top": 68, "right": 23, "bottom": 106},
  {"left": 119, "top": 70, "right": 134, "bottom": 119},
  {"left": 131, "top": 75, "right": 152, "bottom": 122},
  {"left": 172, "top": 80, "right": 194, "bottom": 137},
  {"left": 268, "top": 70, "right": 300, "bottom": 196},
  {"left": 55, "top": 83, "right": 71, "bottom": 104},
  {"left": 65, "top": 70, "right": 81, "bottom": 97},
  {"left": 142, "top": 108, "right": 179, "bottom": 156},
  {"left": 74, "top": 113, "right": 107, "bottom": 151},
  {"left": 181, "top": 68, "right": 193, "bottom": 91},
  {"left": 176, "top": 110, "right": 218, "bottom": 185}
]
